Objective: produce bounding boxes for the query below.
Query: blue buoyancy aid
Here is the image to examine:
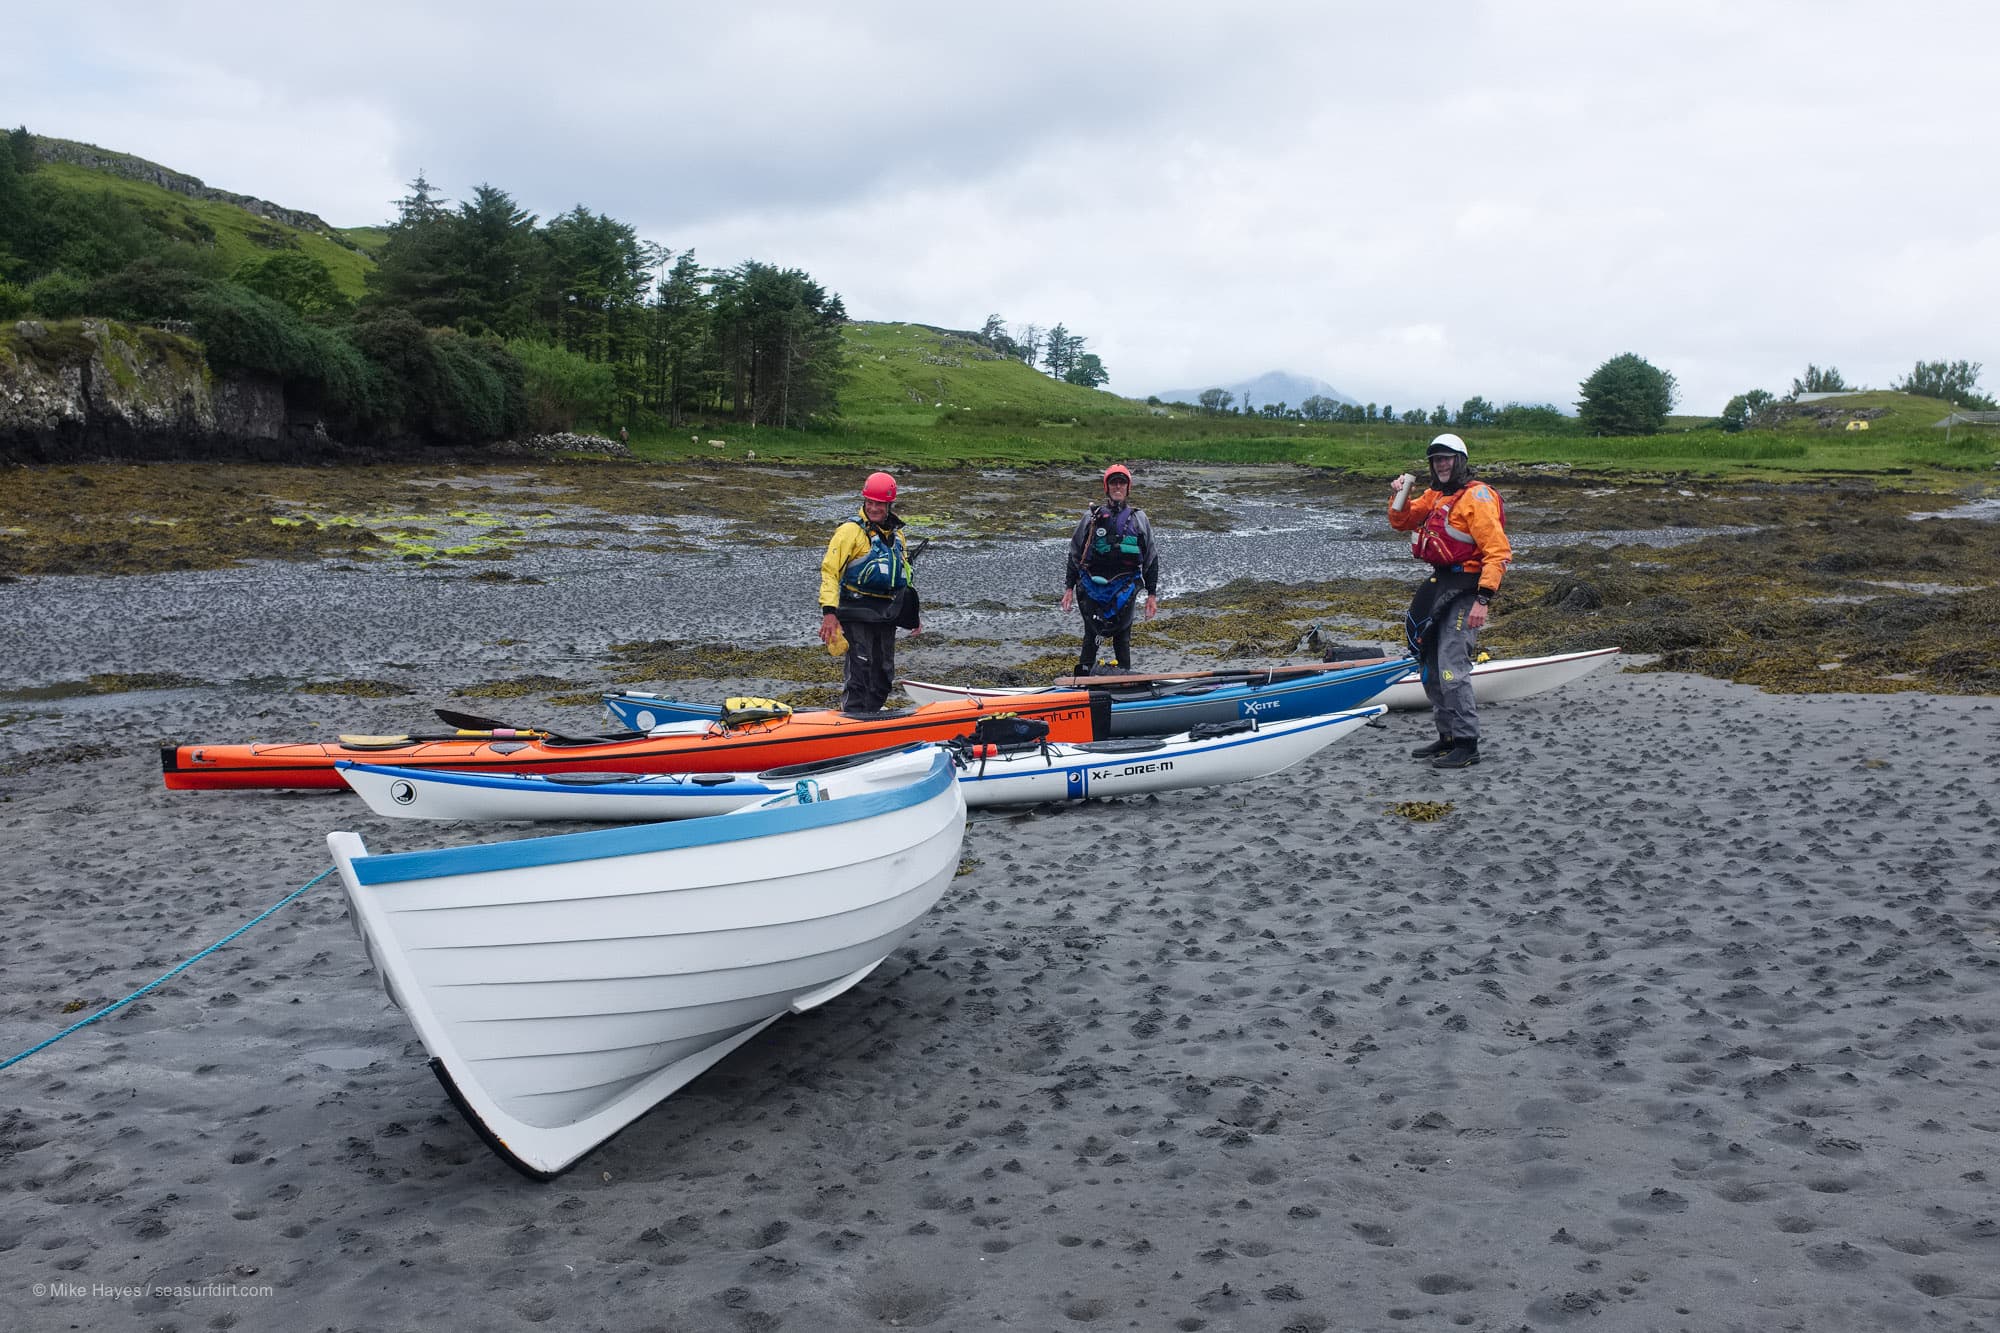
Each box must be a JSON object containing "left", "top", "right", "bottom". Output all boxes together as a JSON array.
[{"left": 840, "top": 527, "right": 912, "bottom": 604}]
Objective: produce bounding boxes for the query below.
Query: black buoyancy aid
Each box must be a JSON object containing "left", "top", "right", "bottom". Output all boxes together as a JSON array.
[{"left": 1084, "top": 503, "right": 1144, "bottom": 575}]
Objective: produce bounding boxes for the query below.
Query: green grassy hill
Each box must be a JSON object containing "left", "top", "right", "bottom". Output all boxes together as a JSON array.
[
  {"left": 670, "top": 321, "right": 1157, "bottom": 466},
  {"left": 1765, "top": 389, "right": 1962, "bottom": 433},
  {"left": 36, "top": 161, "right": 377, "bottom": 301},
  {"left": 841, "top": 322, "right": 1145, "bottom": 418},
  {"left": 336, "top": 226, "right": 391, "bottom": 259}
]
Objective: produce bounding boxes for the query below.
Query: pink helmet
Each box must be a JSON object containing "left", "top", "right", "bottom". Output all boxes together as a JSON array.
[
  {"left": 1102, "top": 462, "right": 1133, "bottom": 492},
  {"left": 862, "top": 471, "right": 897, "bottom": 503}
]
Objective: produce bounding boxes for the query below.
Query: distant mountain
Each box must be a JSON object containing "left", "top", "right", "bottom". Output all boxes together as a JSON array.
[{"left": 1147, "top": 370, "right": 1358, "bottom": 410}]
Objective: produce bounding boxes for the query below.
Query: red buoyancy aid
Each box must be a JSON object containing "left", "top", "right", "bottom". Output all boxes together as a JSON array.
[{"left": 1411, "top": 485, "right": 1504, "bottom": 568}]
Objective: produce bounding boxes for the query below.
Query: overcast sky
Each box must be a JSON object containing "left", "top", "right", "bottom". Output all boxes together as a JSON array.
[{"left": 8, "top": 1, "right": 1994, "bottom": 414}]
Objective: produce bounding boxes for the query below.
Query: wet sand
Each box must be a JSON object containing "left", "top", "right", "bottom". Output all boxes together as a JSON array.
[{"left": 4, "top": 474, "right": 1999, "bottom": 1331}]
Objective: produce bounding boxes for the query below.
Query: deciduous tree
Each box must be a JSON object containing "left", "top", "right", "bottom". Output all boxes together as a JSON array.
[
  {"left": 1577, "top": 353, "right": 1678, "bottom": 435},
  {"left": 1064, "top": 352, "right": 1109, "bottom": 388},
  {"left": 233, "top": 251, "right": 349, "bottom": 319},
  {"left": 1719, "top": 389, "right": 1775, "bottom": 432}
]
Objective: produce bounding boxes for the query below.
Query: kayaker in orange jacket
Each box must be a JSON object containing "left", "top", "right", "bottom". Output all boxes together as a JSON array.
[{"left": 1388, "top": 433, "right": 1512, "bottom": 769}]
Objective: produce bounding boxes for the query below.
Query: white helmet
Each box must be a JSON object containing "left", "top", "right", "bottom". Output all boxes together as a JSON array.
[{"left": 1427, "top": 433, "right": 1469, "bottom": 459}]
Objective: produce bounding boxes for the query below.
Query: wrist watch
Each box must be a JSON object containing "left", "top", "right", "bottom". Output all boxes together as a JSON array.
[{"left": 1474, "top": 590, "right": 1493, "bottom": 605}]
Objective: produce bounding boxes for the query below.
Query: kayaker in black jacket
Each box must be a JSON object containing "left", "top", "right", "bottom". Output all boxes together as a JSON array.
[{"left": 1060, "top": 463, "right": 1160, "bottom": 676}]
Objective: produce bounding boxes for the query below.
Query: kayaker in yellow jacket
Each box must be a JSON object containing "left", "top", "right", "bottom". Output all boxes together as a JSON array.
[
  {"left": 818, "top": 471, "right": 921, "bottom": 713},
  {"left": 1387, "top": 433, "right": 1512, "bottom": 769}
]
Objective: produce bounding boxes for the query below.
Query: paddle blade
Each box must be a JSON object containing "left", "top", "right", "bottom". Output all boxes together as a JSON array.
[{"left": 435, "top": 707, "right": 511, "bottom": 731}]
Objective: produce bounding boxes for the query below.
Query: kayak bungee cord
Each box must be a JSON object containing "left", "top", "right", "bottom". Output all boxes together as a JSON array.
[{"left": 0, "top": 866, "right": 333, "bottom": 1072}]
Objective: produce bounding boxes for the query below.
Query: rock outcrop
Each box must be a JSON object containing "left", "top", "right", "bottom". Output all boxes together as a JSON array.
[
  {"left": 1, "top": 320, "right": 632, "bottom": 464},
  {"left": 2, "top": 318, "right": 319, "bottom": 462}
]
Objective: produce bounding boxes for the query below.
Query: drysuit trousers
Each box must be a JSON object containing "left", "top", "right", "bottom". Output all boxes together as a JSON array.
[
  {"left": 1414, "top": 583, "right": 1481, "bottom": 742},
  {"left": 1075, "top": 599, "right": 1137, "bottom": 676},
  {"left": 840, "top": 619, "right": 897, "bottom": 713}
]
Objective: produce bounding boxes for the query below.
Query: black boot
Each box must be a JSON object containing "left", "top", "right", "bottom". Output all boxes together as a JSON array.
[
  {"left": 1432, "top": 738, "right": 1481, "bottom": 769},
  {"left": 1411, "top": 735, "right": 1454, "bottom": 760}
]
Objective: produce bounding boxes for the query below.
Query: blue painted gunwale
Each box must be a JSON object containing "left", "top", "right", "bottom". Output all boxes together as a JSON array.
[{"left": 344, "top": 749, "right": 955, "bottom": 886}]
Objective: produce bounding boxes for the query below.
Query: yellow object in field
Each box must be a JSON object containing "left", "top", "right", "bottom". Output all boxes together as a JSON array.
[
  {"left": 828, "top": 627, "right": 849, "bottom": 656},
  {"left": 1845, "top": 419, "right": 1870, "bottom": 431}
]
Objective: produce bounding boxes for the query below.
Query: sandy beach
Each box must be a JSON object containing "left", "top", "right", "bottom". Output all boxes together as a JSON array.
[{"left": 4, "top": 467, "right": 1999, "bottom": 1332}]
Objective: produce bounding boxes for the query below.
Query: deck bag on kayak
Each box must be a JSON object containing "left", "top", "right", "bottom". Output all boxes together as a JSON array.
[
  {"left": 720, "top": 697, "right": 794, "bottom": 728},
  {"left": 1404, "top": 569, "right": 1481, "bottom": 681},
  {"left": 947, "top": 714, "right": 1052, "bottom": 774},
  {"left": 1186, "top": 718, "right": 1257, "bottom": 741},
  {"left": 970, "top": 714, "right": 1050, "bottom": 752},
  {"left": 1321, "top": 643, "right": 1381, "bottom": 663}
]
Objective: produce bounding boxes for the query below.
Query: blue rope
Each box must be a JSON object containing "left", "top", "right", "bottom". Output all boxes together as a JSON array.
[{"left": 1, "top": 866, "right": 334, "bottom": 1072}]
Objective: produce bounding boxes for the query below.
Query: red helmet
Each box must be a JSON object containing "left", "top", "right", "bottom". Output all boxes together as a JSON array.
[
  {"left": 1102, "top": 463, "right": 1133, "bottom": 492},
  {"left": 862, "top": 471, "right": 897, "bottom": 503}
]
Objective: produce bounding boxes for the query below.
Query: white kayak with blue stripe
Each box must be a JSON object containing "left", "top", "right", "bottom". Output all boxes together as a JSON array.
[
  {"left": 326, "top": 745, "right": 965, "bottom": 1179},
  {"left": 337, "top": 707, "right": 1381, "bottom": 822},
  {"left": 1364, "top": 646, "right": 1621, "bottom": 710},
  {"left": 900, "top": 646, "right": 1621, "bottom": 713}
]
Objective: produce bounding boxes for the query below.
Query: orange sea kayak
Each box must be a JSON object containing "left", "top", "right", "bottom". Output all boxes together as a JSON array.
[{"left": 161, "top": 692, "right": 1109, "bottom": 791}]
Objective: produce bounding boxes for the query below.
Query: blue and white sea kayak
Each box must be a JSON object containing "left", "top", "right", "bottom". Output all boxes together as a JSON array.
[
  {"left": 604, "top": 656, "right": 1413, "bottom": 738},
  {"left": 337, "top": 707, "right": 1383, "bottom": 821}
]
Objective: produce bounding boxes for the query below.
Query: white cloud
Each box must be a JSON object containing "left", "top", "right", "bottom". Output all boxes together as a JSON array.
[{"left": 7, "top": 0, "right": 1996, "bottom": 414}]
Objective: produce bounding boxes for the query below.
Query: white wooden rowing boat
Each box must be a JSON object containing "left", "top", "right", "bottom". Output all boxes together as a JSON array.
[
  {"left": 336, "top": 708, "right": 1383, "bottom": 821},
  {"left": 326, "top": 746, "right": 966, "bottom": 1178}
]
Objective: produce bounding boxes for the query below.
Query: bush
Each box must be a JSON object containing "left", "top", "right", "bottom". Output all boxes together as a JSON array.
[
  {"left": 0, "top": 279, "right": 27, "bottom": 318},
  {"left": 1494, "top": 402, "right": 1575, "bottom": 432},
  {"left": 187, "top": 281, "right": 320, "bottom": 379},
  {"left": 505, "top": 337, "right": 615, "bottom": 432},
  {"left": 185, "top": 281, "right": 387, "bottom": 426},
  {"left": 348, "top": 313, "right": 524, "bottom": 442},
  {"left": 25, "top": 269, "right": 90, "bottom": 318},
  {"left": 428, "top": 331, "right": 509, "bottom": 441},
  {"left": 83, "top": 256, "right": 211, "bottom": 323}
]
